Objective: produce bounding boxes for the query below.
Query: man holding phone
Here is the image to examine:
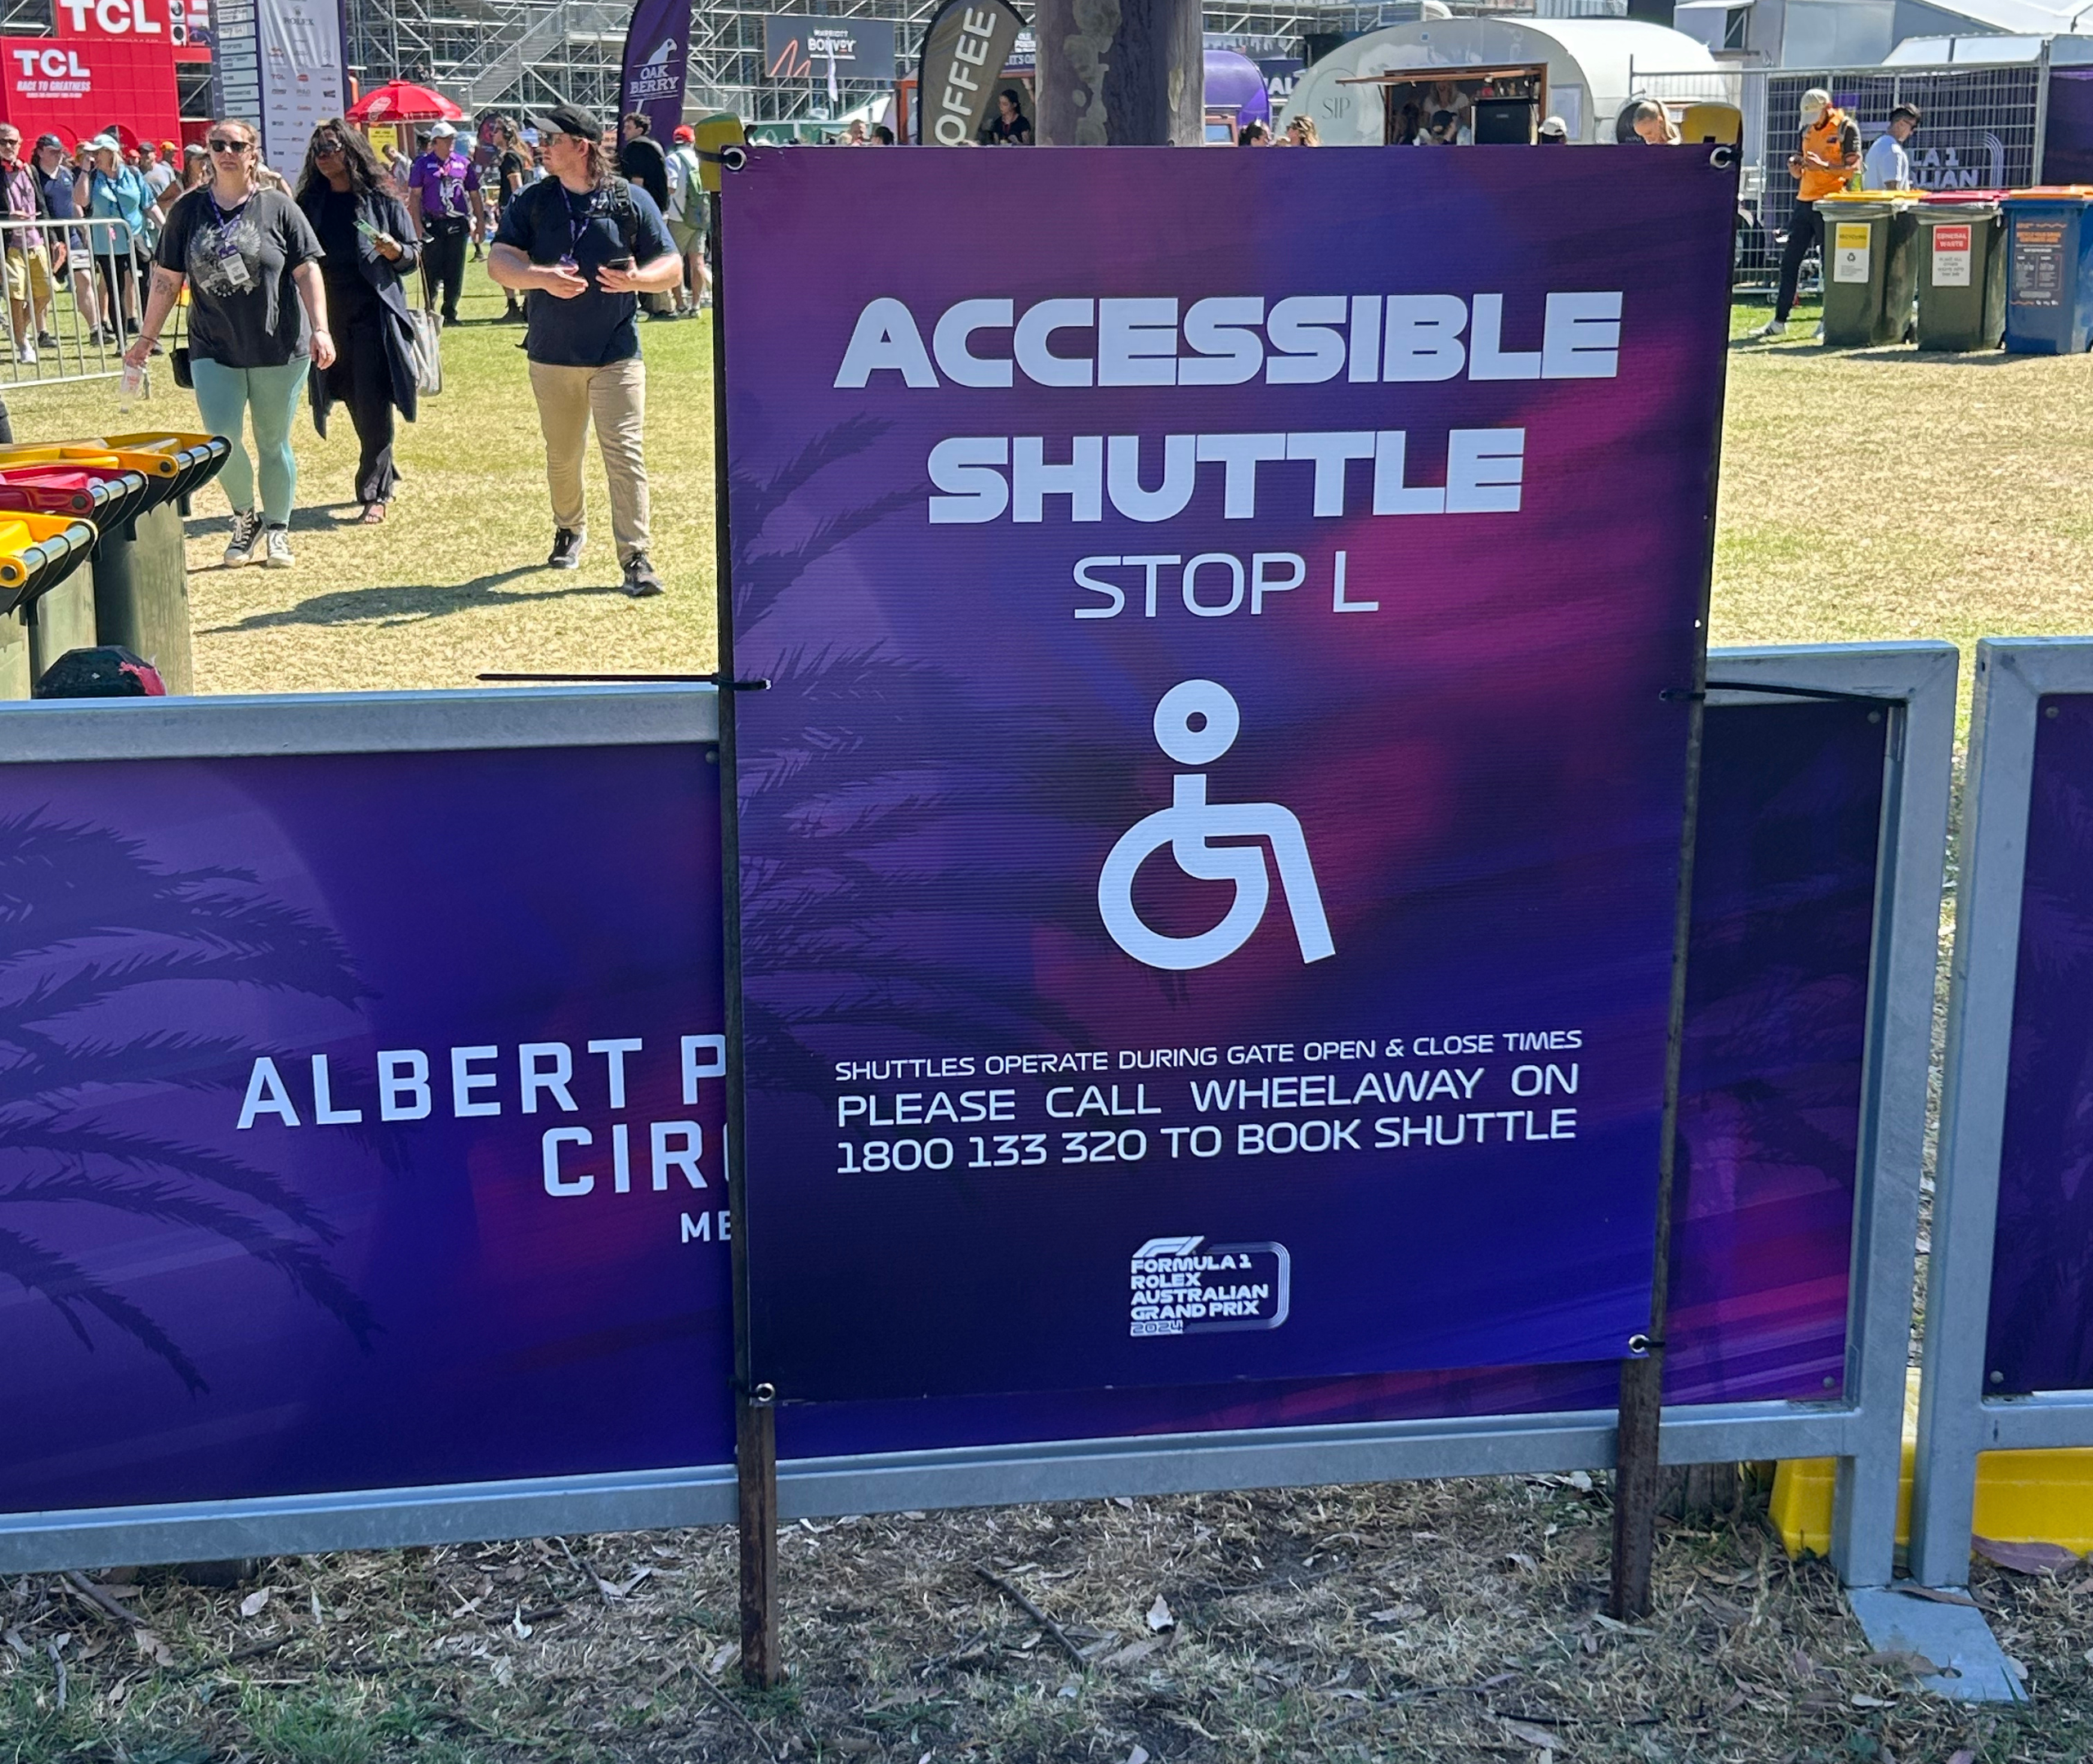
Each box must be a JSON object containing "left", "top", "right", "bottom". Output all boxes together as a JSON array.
[{"left": 489, "top": 102, "right": 680, "bottom": 597}]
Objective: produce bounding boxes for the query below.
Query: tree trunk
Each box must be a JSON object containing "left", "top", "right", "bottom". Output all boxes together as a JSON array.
[{"left": 1035, "top": 0, "right": 1203, "bottom": 146}]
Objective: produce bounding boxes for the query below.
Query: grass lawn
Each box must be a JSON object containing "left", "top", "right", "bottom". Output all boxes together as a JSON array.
[
  {"left": 4, "top": 284, "right": 2093, "bottom": 1763},
  {"left": 1, "top": 265, "right": 717, "bottom": 695},
  {"left": 1716, "top": 299, "right": 2093, "bottom": 669}
]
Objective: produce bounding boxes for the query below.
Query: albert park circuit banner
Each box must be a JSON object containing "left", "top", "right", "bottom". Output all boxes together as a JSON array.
[
  {"left": 720, "top": 148, "right": 1737, "bottom": 1404},
  {"left": 0, "top": 745, "right": 730, "bottom": 1516}
]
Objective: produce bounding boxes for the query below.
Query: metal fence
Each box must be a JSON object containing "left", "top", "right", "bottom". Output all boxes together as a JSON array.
[
  {"left": 0, "top": 214, "right": 146, "bottom": 389},
  {"left": 1911, "top": 638, "right": 2093, "bottom": 1592},
  {"left": 0, "top": 642, "right": 1958, "bottom": 1590},
  {"left": 1632, "top": 60, "right": 2046, "bottom": 292}
]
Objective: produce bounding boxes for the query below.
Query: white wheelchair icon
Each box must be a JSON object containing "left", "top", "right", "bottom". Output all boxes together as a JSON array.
[{"left": 1098, "top": 680, "right": 1335, "bottom": 973}]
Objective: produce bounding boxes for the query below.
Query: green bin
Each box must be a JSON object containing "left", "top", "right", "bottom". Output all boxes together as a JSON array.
[
  {"left": 1819, "top": 196, "right": 1922, "bottom": 347},
  {"left": 1914, "top": 199, "right": 2007, "bottom": 350},
  {"left": 91, "top": 500, "right": 192, "bottom": 694}
]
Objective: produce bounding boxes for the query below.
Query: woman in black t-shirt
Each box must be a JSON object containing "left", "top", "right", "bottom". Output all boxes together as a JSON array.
[
  {"left": 494, "top": 120, "right": 529, "bottom": 321},
  {"left": 980, "top": 90, "right": 1033, "bottom": 145},
  {"left": 124, "top": 116, "right": 332, "bottom": 571}
]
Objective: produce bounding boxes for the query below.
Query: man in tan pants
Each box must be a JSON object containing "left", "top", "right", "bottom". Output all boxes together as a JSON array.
[{"left": 489, "top": 102, "right": 682, "bottom": 598}]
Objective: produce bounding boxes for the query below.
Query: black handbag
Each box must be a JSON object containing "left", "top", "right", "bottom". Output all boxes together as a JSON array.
[{"left": 169, "top": 293, "right": 190, "bottom": 388}]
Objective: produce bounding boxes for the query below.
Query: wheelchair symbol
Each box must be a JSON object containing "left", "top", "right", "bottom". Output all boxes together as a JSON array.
[{"left": 1098, "top": 680, "right": 1334, "bottom": 973}]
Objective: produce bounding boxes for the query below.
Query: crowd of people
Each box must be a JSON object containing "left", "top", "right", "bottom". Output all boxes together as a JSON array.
[{"left": 47, "top": 101, "right": 694, "bottom": 592}]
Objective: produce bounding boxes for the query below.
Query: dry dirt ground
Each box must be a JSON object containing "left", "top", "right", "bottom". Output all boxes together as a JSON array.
[
  {"left": 7, "top": 1478, "right": 2093, "bottom": 1762},
  {"left": 3, "top": 290, "right": 2093, "bottom": 1762}
]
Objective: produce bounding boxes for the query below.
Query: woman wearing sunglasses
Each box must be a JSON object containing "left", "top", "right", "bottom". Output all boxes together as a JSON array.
[
  {"left": 294, "top": 121, "right": 419, "bottom": 524},
  {"left": 123, "top": 117, "right": 333, "bottom": 571}
]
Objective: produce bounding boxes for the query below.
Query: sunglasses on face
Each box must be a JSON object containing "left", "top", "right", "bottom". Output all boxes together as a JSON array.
[
  {"left": 314, "top": 140, "right": 344, "bottom": 154},
  {"left": 207, "top": 137, "right": 253, "bottom": 154}
]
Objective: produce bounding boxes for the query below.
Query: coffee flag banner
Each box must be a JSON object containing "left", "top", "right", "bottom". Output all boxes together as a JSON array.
[{"left": 916, "top": 0, "right": 1027, "bottom": 144}]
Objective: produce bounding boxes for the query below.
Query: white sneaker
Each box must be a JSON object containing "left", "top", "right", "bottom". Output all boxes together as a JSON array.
[
  {"left": 17, "top": 343, "right": 34, "bottom": 365},
  {"left": 1746, "top": 316, "right": 1786, "bottom": 340},
  {"left": 260, "top": 525, "right": 294, "bottom": 569},
  {"left": 1813, "top": 320, "right": 1826, "bottom": 342},
  {"left": 222, "top": 508, "right": 263, "bottom": 566}
]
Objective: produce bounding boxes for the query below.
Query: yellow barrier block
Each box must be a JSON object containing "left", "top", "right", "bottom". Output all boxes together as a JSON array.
[{"left": 1772, "top": 1381, "right": 2093, "bottom": 1559}]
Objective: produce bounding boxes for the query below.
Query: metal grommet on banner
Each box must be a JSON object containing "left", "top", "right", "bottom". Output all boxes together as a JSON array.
[
  {"left": 750, "top": 1381, "right": 778, "bottom": 1407},
  {"left": 1709, "top": 144, "right": 1737, "bottom": 170},
  {"left": 1627, "top": 1333, "right": 1658, "bottom": 1356},
  {"left": 719, "top": 145, "right": 750, "bottom": 173}
]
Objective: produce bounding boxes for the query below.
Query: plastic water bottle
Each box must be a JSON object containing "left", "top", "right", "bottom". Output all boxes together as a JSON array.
[{"left": 119, "top": 359, "right": 147, "bottom": 414}]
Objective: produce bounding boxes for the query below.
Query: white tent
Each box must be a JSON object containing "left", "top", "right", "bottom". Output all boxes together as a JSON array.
[{"left": 1280, "top": 17, "right": 1719, "bottom": 146}]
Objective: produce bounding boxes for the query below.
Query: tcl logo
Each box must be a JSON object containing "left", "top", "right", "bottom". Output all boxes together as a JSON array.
[
  {"left": 13, "top": 47, "right": 92, "bottom": 77},
  {"left": 56, "top": 0, "right": 163, "bottom": 34}
]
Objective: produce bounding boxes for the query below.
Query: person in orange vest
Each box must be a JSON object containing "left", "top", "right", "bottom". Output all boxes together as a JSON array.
[{"left": 1749, "top": 87, "right": 1861, "bottom": 341}]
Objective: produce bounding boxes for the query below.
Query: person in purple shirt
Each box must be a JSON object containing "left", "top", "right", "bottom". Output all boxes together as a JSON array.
[{"left": 405, "top": 119, "right": 482, "bottom": 326}]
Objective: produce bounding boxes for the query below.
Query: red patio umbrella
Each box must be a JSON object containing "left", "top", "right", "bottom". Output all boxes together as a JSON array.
[{"left": 347, "top": 80, "right": 464, "bottom": 124}]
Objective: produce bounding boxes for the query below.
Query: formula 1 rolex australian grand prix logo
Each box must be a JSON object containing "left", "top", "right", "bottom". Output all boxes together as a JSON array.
[{"left": 1130, "top": 1235, "right": 1291, "bottom": 1336}]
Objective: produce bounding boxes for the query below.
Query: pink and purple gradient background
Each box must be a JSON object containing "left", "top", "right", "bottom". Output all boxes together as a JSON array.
[{"left": 724, "top": 148, "right": 1740, "bottom": 1400}]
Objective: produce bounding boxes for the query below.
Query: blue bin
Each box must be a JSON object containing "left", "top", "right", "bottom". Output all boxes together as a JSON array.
[{"left": 2005, "top": 190, "right": 2093, "bottom": 354}]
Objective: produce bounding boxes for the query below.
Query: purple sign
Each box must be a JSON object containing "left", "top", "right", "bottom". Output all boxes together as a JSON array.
[
  {"left": 721, "top": 149, "right": 1737, "bottom": 1404},
  {"left": 620, "top": 0, "right": 692, "bottom": 149},
  {"left": 783, "top": 696, "right": 1885, "bottom": 1454},
  {"left": 1987, "top": 692, "right": 2093, "bottom": 1393},
  {"left": 0, "top": 745, "right": 730, "bottom": 1516}
]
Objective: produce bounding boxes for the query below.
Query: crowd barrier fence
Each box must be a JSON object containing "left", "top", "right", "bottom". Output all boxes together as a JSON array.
[
  {"left": 0, "top": 642, "right": 1955, "bottom": 1598},
  {"left": 1911, "top": 637, "right": 2093, "bottom": 1590}
]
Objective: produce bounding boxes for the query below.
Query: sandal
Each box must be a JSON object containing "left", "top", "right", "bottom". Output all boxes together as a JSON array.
[{"left": 359, "top": 501, "right": 388, "bottom": 525}]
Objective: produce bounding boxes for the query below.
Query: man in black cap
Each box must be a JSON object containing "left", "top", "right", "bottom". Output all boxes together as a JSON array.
[{"left": 488, "top": 102, "right": 681, "bottom": 598}]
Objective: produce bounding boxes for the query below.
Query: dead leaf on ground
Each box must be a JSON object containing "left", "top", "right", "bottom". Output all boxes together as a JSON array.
[
  {"left": 237, "top": 1589, "right": 271, "bottom": 1619},
  {"left": 1862, "top": 1649, "right": 1942, "bottom": 1676},
  {"left": 1973, "top": 1537, "right": 2082, "bottom": 1576},
  {"left": 1145, "top": 1595, "right": 1173, "bottom": 1632},
  {"left": 1891, "top": 1583, "right": 1979, "bottom": 1608},
  {"left": 132, "top": 1629, "right": 175, "bottom": 1668},
  {"left": 1106, "top": 1636, "right": 1164, "bottom": 1668},
  {"left": 1502, "top": 1717, "right": 1562, "bottom": 1747}
]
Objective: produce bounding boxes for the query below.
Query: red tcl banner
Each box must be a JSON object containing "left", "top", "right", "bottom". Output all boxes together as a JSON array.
[
  {"left": 0, "top": 34, "right": 180, "bottom": 148},
  {"left": 52, "top": 0, "right": 173, "bottom": 36}
]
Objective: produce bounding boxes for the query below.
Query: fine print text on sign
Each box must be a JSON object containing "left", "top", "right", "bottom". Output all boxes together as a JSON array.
[{"left": 723, "top": 149, "right": 1736, "bottom": 1403}]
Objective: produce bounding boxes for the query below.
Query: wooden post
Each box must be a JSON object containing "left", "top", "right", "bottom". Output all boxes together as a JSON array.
[
  {"left": 709, "top": 172, "right": 784, "bottom": 1691},
  {"left": 1610, "top": 671, "right": 1708, "bottom": 1622},
  {"left": 1034, "top": 0, "right": 1203, "bottom": 145},
  {"left": 737, "top": 1398, "right": 780, "bottom": 1685}
]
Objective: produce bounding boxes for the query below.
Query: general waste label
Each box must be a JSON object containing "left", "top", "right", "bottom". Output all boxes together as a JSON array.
[
  {"left": 1930, "top": 223, "right": 1973, "bottom": 288},
  {"left": 1832, "top": 223, "right": 1872, "bottom": 284}
]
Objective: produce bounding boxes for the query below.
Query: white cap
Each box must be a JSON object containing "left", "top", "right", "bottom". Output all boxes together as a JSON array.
[
  {"left": 1538, "top": 114, "right": 1568, "bottom": 137},
  {"left": 1799, "top": 87, "right": 1832, "bottom": 119},
  {"left": 428, "top": 119, "right": 457, "bottom": 137},
  {"left": 85, "top": 134, "right": 119, "bottom": 154}
]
